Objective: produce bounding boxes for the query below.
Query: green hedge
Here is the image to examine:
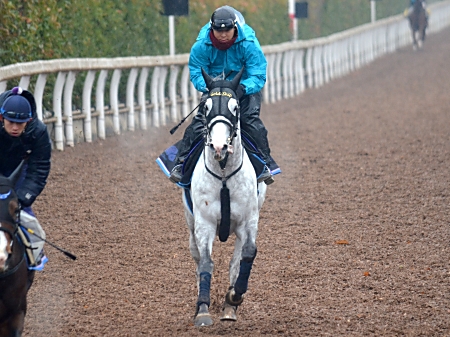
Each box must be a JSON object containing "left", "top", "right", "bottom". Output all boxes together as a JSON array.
[{"left": 0, "top": 0, "right": 438, "bottom": 67}]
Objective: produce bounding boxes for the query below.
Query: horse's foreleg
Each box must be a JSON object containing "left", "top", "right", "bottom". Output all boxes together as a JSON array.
[
  {"left": 7, "top": 311, "right": 26, "bottom": 337},
  {"left": 418, "top": 38, "right": 423, "bottom": 49},
  {"left": 421, "top": 26, "right": 426, "bottom": 44},
  {"left": 412, "top": 31, "right": 418, "bottom": 50},
  {"left": 195, "top": 270, "right": 213, "bottom": 327},
  {"left": 194, "top": 243, "right": 214, "bottom": 327},
  {"left": 228, "top": 236, "right": 244, "bottom": 286},
  {"left": 220, "top": 236, "right": 244, "bottom": 321},
  {"left": 225, "top": 236, "right": 257, "bottom": 307},
  {"left": 188, "top": 231, "right": 200, "bottom": 266}
]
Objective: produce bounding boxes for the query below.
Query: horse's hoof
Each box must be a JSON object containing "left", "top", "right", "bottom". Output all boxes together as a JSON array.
[
  {"left": 194, "top": 313, "right": 213, "bottom": 327},
  {"left": 220, "top": 303, "right": 237, "bottom": 321},
  {"left": 225, "top": 288, "right": 244, "bottom": 306},
  {"left": 194, "top": 303, "right": 213, "bottom": 327}
]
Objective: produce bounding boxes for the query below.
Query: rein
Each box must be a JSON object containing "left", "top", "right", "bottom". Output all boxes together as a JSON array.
[{"left": 0, "top": 254, "right": 25, "bottom": 279}]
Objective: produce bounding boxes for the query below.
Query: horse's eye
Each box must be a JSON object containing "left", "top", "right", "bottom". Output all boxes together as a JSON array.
[
  {"left": 228, "top": 98, "right": 238, "bottom": 116},
  {"left": 204, "top": 98, "right": 212, "bottom": 116}
]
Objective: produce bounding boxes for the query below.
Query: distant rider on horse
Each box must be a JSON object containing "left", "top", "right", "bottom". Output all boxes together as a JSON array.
[
  {"left": 404, "top": 0, "right": 429, "bottom": 20},
  {"left": 169, "top": 6, "right": 278, "bottom": 185},
  {"left": 0, "top": 87, "right": 51, "bottom": 270}
]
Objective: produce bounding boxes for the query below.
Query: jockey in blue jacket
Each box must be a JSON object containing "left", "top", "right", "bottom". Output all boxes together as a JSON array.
[
  {"left": 169, "top": 5, "right": 277, "bottom": 185},
  {"left": 0, "top": 87, "right": 51, "bottom": 270}
]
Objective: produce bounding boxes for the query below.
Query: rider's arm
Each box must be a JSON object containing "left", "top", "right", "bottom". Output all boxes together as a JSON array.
[
  {"left": 239, "top": 39, "right": 267, "bottom": 95},
  {"left": 16, "top": 123, "right": 51, "bottom": 207},
  {"left": 189, "top": 42, "right": 211, "bottom": 93}
]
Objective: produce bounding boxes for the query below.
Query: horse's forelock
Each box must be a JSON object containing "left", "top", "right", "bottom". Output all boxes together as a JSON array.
[
  {"left": 206, "top": 89, "right": 236, "bottom": 122},
  {"left": 209, "top": 81, "right": 237, "bottom": 93}
]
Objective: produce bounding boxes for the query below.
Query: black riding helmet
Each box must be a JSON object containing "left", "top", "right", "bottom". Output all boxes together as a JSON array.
[{"left": 210, "top": 7, "right": 237, "bottom": 31}]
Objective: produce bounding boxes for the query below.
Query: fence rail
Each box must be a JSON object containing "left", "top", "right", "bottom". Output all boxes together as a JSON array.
[{"left": 1, "top": 0, "right": 450, "bottom": 151}]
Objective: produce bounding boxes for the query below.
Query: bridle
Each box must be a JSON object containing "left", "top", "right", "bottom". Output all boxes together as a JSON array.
[
  {"left": 0, "top": 184, "right": 25, "bottom": 278},
  {"left": 0, "top": 221, "right": 24, "bottom": 278},
  {"left": 203, "top": 86, "right": 242, "bottom": 175}
]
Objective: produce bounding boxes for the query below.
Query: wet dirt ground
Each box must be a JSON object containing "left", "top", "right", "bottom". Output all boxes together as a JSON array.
[{"left": 24, "top": 27, "right": 449, "bottom": 336}]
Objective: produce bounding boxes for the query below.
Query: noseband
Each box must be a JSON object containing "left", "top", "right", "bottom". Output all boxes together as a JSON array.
[{"left": 206, "top": 116, "right": 238, "bottom": 149}]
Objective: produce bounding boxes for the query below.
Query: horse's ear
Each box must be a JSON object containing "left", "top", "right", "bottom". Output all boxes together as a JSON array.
[
  {"left": 230, "top": 67, "right": 244, "bottom": 91},
  {"left": 201, "top": 68, "right": 214, "bottom": 90},
  {"left": 8, "top": 160, "right": 24, "bottom": 187}
]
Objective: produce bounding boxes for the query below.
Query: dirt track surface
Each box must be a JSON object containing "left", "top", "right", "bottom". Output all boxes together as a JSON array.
[{"left": 23, "top": 28, "right": 450, "bottom": 337}]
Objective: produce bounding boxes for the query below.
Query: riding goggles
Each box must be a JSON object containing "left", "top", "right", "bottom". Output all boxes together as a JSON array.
[
  {"left": 0, "top": 108, "right": 32, "bottom": 123},
  {"left": 211, "top": 18, "right": 236, "bottom": 31}
]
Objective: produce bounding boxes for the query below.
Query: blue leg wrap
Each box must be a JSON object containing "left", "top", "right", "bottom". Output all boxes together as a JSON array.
[{"left": 197, "top": 272, "right": 211, "bottom": 307}]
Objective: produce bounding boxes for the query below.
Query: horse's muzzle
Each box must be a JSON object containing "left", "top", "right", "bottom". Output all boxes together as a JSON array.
[{"left": 209, "top": 143, "right": 233, "bottom": 161}]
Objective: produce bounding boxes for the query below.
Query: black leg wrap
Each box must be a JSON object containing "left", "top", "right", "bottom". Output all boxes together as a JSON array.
[
  {"left": 234, "top": 260, "right": 253, "bottom": 296},
  {"left": 196, "top": 272, "right": 211, "bottom": 308}
]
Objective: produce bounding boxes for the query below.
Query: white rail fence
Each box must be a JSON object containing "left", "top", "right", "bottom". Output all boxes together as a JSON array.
[{"left": 1, "top": 1, "right": 449, "bottom": 151}]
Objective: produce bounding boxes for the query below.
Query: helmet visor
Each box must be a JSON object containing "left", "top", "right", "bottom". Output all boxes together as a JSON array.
[{"left": 1, "top": 109, "right": 32, "bottom": 123}]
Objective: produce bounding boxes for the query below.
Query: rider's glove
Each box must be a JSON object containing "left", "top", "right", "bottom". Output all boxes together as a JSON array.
[{"left": 236, "top": 84, "right": 246, "bottom": 100}]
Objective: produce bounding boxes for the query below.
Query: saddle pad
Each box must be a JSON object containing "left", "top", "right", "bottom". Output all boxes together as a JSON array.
[
  {"left": 156, "top": 133, "right": 281, "bottom": 187},
  {"left": 17, "top": 226, "right": 48, "bottom": 271}
]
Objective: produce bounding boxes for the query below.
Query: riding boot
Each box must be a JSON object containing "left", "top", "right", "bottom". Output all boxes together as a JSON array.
[{"left": 169, "top": 106, "right": 206, "bottom": 183}]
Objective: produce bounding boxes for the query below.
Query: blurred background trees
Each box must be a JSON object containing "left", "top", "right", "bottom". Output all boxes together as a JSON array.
[{"left": 0, "top": 0, "right": 438, "bottom": 66}]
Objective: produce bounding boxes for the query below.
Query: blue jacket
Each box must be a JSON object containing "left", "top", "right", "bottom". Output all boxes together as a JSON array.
[
  {"left": 0, "top": 90, "right": 51, "bottom": 207},
  {"left": 188, "top": 19, "right": 267, "bottom": 95}
]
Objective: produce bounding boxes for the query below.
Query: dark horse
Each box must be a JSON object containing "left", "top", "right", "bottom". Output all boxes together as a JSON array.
[
  {"left": 408, "top": 0, "right": 428, "bottom": 50},
  {"left": 0, "top": 161, "right": 35, "bottom": 337}
]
